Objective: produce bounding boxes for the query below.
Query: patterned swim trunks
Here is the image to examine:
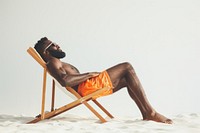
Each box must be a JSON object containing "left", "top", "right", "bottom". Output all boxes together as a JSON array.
[{"left": 78, "top": 71, "right": 113, "bottom": 99}]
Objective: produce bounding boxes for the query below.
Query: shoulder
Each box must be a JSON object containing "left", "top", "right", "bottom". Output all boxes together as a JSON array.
[
  {"left": 46, "top": 58, "right": 62, "bottom": 69},
  {"left": 46, "top": 59, "right": 67, "bottom": 78}
]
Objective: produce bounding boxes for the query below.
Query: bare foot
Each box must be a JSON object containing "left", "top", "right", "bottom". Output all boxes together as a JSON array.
[{"left": 144, "top": 112, "right": 173, "bottom": 124}]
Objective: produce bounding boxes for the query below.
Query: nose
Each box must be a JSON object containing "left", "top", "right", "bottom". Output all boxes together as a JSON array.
[{"left": 55, "top": 44, "right": 60, "bottom": 49}]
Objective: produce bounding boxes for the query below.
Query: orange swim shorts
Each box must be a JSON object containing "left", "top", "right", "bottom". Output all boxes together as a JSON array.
[{"left": 78, "top": 71, "right": 113, "bottom": 99}]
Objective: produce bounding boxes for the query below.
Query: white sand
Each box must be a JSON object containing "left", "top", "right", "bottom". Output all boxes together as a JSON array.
[{"left": 0, "top": 113, "right": 200, "bottom": 133}]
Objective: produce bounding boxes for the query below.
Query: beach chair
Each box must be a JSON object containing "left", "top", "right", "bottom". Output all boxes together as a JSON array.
[{"left": 27, "top": 47, "right": 114, "bottom": 124}]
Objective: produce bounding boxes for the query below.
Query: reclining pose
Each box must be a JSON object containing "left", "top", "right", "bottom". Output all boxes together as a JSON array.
[{"left": 34, "top": 37, "right": 172, "bottom": 124}]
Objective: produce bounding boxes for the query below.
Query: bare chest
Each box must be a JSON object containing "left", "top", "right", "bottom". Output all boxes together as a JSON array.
[{"left": 61, "top": 62, "right": 79, "bottom": 74}]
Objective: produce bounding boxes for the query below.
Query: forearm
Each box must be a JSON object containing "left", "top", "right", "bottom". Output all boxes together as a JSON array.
[{"left": 60, "top": 72, "right": 98, "bottom": 87}]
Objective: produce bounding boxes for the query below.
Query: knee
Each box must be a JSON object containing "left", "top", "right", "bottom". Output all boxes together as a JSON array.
[{"left": 122, "top": 62, "right": 135, "bottom": 73}]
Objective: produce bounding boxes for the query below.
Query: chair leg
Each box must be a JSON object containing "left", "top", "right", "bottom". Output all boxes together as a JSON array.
[
  {"left": 41, "top": 68, "right": 47, "bottom": 120},
  {"left": 92, "top": 99, "right": 114, "bottom": 118},
  {"left": 82, "top": 101, "right": 107, "bottom": 123},
  {"left": 51, "top": 80, "right": 55, "bottom": 111}
]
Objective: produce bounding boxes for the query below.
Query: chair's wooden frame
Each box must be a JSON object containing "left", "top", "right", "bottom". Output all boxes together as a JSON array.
[{"left": 27, "top": 47, "right": 114, "bottom": 124}]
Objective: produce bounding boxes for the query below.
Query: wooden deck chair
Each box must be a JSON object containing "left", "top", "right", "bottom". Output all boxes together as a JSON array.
[{"left": 27, "top": 47, "right": 114, "bottom": 124}]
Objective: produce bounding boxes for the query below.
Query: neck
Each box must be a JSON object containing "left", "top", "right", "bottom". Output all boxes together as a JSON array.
[{"left": 42, "top": 55, "right": 59, "bottom": 63}]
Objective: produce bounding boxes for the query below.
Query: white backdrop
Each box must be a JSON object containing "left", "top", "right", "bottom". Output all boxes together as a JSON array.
[{"left": 0, "top": 0, "right": 200, "bottom": 118}]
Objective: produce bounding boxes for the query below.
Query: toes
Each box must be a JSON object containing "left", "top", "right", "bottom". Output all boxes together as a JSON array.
[{"left": 165, "top": 119, "right": 173, "bottom": 124}]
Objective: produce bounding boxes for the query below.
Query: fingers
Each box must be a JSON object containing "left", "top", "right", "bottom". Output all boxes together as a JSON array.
[{"left": 89, "top": 72, "right": 100, "bottom": 77}]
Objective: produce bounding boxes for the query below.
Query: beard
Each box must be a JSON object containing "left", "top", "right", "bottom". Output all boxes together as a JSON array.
[{"left": 49, "top": 50, "right": 66, "bottom": 59}]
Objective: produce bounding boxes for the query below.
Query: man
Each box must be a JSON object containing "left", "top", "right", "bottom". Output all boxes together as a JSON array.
[{"left": 34, "top": 37, "right": 172, "bottom": 124}]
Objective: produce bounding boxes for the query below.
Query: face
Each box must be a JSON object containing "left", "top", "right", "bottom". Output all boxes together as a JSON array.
[{"left": 43, "top": 40, "right": 66, "bottom": 59}]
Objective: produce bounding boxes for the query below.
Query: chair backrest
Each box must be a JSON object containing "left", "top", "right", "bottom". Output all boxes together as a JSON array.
[
  {"left": 27, "top": 47, "right": 46, "bottom": 68},
  {"left": 27, "top": 47, "right": 77, "bottom": 100}
]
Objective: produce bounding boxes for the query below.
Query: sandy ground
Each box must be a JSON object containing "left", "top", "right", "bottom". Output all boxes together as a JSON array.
[{"left": 0, "top": 113, "right": 200, "bottom": 133}]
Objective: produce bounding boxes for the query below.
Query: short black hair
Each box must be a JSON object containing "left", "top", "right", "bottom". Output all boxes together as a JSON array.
[{"left": 34, "top": 37, "right": 48, "bottom": 53}]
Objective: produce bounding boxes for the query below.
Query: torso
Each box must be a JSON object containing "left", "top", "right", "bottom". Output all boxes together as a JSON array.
[
  {"left": 62, "top": 62, "right": 80, "bottom": 74},
  {"left": 47, "top": 59, "right": 80, "bottom": 91},
  {"left": 61, "top": 62, "right": 80, "bottom": 91}
]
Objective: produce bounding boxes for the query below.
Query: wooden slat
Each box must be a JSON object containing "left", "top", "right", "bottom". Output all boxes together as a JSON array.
[
  {"left": 27, "top": 47, "right": 46, "bottom": 68},
  {"left": 40, "top": 68, "right": 47, "bottom": 120},
  {"left": 92, "top": 99, "right": 114, "bottom": 118},
  {"left": 51, "top": 80, "right": 55, "bottom": 111}
]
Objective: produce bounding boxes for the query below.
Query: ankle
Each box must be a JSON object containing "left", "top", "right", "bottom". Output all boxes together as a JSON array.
[{"left": 143, "top": 110, "right": 156, "bottom": 120}]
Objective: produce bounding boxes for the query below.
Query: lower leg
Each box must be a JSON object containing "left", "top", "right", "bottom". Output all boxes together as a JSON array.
[
  {"left": 125, "top": 71, "right": 155, "bottom": 118},
  {"left": 125, "top": 69, "right": 172, "bottom": 124},
  {"left": 114, "top": 76, "right": 155, "bottom": 120},
  {"left": 113, "top": 79, "right": 148, "bottom": 118}
]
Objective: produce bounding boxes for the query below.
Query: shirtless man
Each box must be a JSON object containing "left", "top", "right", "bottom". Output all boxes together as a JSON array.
[{"left": 34, "top": 37, "right": 172, "bottom": 124}]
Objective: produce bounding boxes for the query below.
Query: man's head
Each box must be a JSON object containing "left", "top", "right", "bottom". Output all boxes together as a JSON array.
[{"left": 34, "top": 37, "right": 66, "bottom": 60}]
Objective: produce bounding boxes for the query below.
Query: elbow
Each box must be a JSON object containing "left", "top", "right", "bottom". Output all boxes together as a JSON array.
[
  {"left": 59, "top": 78, "right": 73, "bottom": 87},
  {"left": 60, "top": 82, "right": 70, "bottom": 87},
  {"left": 58, "top": 79, "right": 69, "bottom": 87},
  {"left": 60, "top": 81, "right": 66, "bottom": 87}
]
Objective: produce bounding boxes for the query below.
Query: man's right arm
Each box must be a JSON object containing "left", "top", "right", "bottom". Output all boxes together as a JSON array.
[
  {"left": 47, "top": 61, "right": 99, "bottom": 87},
  {"left": 60, "top": 72, "right": 99, "bottom": 87}
]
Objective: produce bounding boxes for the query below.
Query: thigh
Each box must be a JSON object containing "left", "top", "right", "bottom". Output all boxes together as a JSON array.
[
  {"left": 112, "top": 78, "right": 127, "bottom": 92},
  {"left": 106, "top": 62, "right": 128, "bottom": 88}
]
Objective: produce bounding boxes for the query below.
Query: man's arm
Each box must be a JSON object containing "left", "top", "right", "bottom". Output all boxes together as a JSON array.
[
  {"left": 47, "top": 60, "right": 99, "bottom": 87},
  {"left": 60, "top": 72, "right": 99, "bottom": 87}
]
